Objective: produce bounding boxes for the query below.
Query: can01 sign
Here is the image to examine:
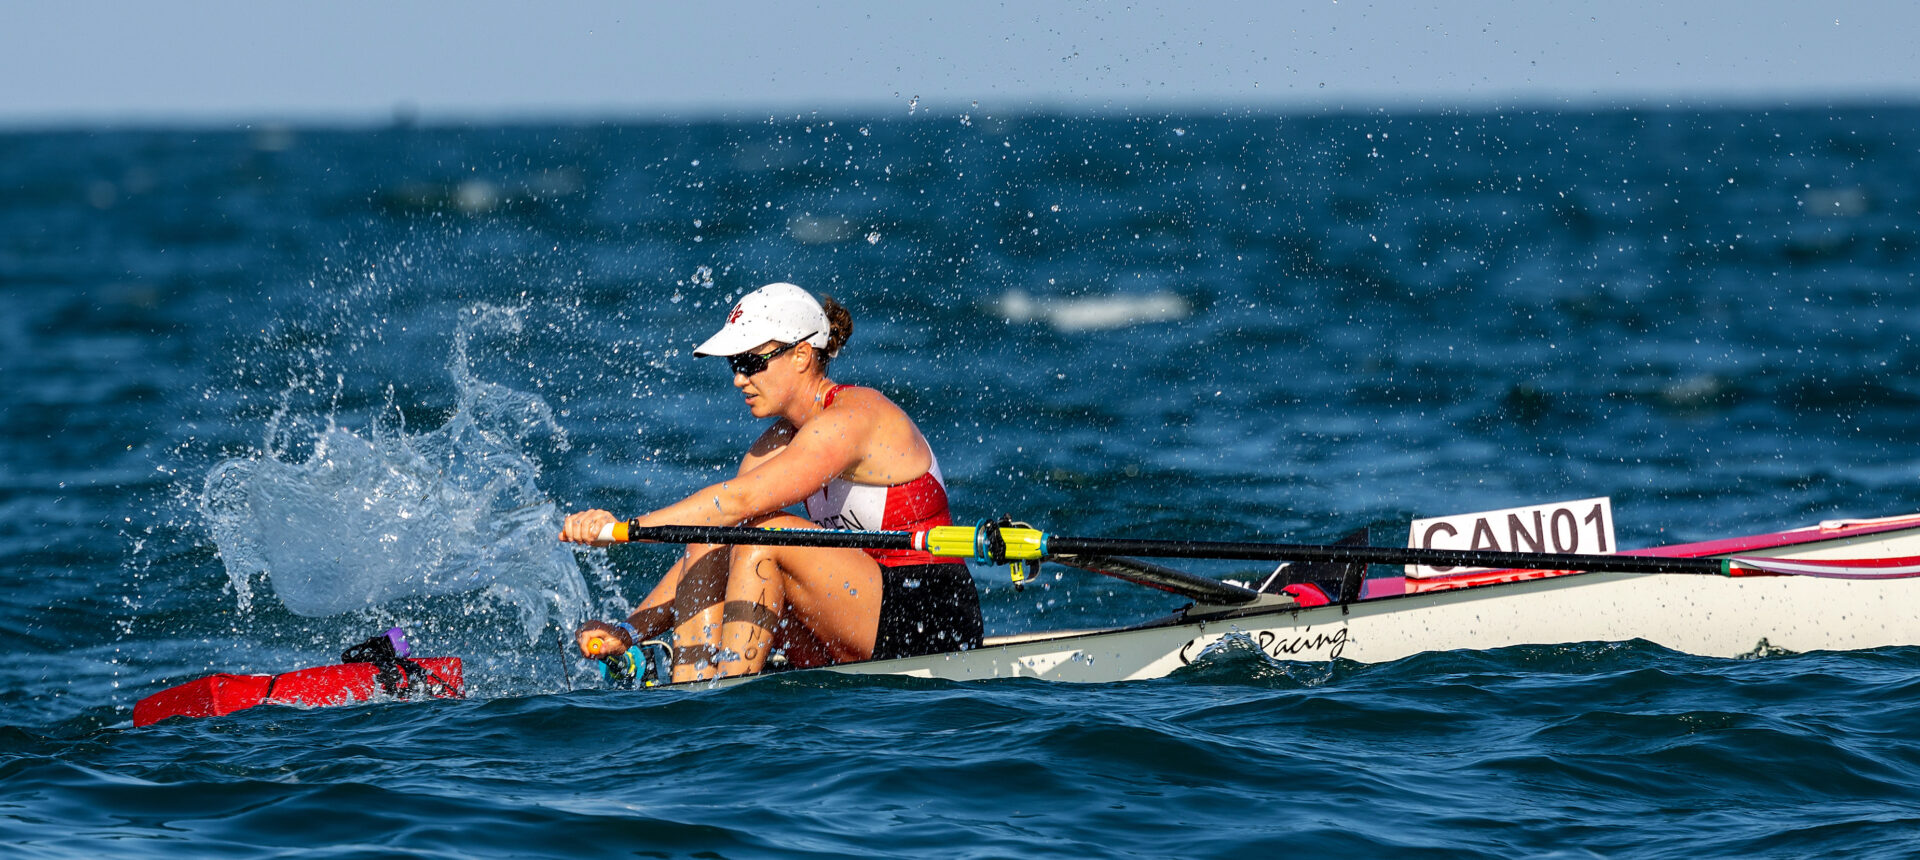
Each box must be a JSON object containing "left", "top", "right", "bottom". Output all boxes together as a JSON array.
[{"left": 1405, "top": 497, "right": 1616, "bottom": 579}]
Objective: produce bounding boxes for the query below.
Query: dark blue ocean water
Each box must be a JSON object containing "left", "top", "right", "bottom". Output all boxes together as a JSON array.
[{"left": 5, "top": 106, "right": 1920, "bottom": 857}]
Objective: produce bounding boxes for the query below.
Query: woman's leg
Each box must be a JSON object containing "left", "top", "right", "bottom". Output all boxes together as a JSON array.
[
  {"left": 775, "top": 619, "right": 835, "bottom": 669},
  {"left": 705, "top": 513, "right": 883, "bottom": 679},
  {"left": 579, "top": 543, "right": 720, "bottom": 661},
  {"left": 623, "top": 544, "right": 699, "bottom": 638},
  {"left": 650, "top": 542, "right": 740, "bottom": 682},
  {"left": 660, "top": 555, "right": 833, "bottom": 678}
]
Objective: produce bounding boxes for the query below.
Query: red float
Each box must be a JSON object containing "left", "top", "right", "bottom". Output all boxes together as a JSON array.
[
  {"left": 134, "top": 629, "right": 464, "bottom": 727},
  {"left": 133, "top": 657, "right": 463, "bottom": 727}
]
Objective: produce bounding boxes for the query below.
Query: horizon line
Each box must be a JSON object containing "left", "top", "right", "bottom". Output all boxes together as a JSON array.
[{"left": 5, "top": 88, "right": 1920, "bottom": 133}]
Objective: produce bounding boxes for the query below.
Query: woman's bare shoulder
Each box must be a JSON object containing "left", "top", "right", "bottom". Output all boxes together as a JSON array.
[{"left": 825, "top": 385, "right": 909, "bottom": 417}]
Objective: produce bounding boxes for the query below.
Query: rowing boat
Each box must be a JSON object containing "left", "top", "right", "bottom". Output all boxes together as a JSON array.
[{"left": 598, "top": 510, "right": 1920, "bottom": 687}]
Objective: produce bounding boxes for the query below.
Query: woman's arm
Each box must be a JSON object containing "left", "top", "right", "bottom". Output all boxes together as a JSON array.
[
  {"left": 630, "top": 407, "right": 867, "bottom": 529},
  {"left": 558, "top": 406, "right": 871, "bottom": 542}
]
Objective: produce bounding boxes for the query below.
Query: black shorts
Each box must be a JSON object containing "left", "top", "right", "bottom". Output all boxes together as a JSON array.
[{"left": 871, "top": 563, "right": 984, "bottom": 660}]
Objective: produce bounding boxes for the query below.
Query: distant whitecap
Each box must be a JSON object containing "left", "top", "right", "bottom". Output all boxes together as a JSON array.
[{"left": 998, "top": 288, "right": 1192, "bottom": 332}]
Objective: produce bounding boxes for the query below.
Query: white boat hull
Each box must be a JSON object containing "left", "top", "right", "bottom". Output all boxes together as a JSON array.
[{"left": 795, "top": 516, "right": 1920, "bottom": 685}]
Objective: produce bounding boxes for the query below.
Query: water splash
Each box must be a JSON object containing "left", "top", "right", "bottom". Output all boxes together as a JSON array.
[{"left": 201, "top": 305, "right": 588, "bottom": 640}]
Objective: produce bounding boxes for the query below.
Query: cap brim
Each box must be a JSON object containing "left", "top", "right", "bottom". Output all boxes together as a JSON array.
[{"left": 692, "top": 325, "right": 764, "bottom": 357}]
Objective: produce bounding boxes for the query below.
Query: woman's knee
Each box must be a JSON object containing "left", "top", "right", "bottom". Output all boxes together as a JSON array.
[
  {"left": 730, "top": 513, "right": 816, "bottom": 574},
  {"left": 727, "top": 542, "right": 785, "bottom": 582}
]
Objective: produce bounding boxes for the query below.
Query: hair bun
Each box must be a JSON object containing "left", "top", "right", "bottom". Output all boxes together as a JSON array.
[{"left": 820, "top": 295, "right": 854, "bottom": 359}]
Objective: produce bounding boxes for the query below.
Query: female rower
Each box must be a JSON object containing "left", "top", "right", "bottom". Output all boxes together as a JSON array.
[{"left": 560, "top": 282, "right": 984, "bottom": 682}]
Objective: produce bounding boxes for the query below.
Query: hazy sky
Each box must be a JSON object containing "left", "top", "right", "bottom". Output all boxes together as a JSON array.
[{"left": 5, "top": 1, "right": 1917, "bottom": 126}]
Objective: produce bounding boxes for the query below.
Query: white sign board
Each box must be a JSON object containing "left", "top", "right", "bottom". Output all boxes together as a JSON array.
[{"left": 1405, "top": 497, "right": 1616, "bottom": 579}]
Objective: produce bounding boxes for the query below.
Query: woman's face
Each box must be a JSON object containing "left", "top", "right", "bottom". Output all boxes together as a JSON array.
[{"left": 731, "top": 339, "right": 811, "bottom": 419}]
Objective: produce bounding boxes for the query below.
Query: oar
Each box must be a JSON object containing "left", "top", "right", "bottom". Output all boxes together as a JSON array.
[
  {"left": 1043, "top": 554, "right": 1261, "bottom": 604},
  {"left": 593, "top": 521, "right": 1920, "bottom": 582},
  {"left": 596, "top": 521, "right": 1264, "bottom": 603}
]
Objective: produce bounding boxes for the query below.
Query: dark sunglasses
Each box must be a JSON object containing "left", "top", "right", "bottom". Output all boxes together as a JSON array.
[{"left": 726, "top": 332, "right": 817, "bottom": 377}]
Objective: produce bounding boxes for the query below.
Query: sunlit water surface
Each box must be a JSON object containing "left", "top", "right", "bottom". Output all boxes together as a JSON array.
[{"left": 5, "top": 107, "right": 1920, "bottom": 857}]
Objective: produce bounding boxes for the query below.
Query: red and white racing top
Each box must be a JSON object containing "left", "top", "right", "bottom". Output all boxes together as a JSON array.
[{"left": 802, "top": 385, "right": 955, "bottom": 567}]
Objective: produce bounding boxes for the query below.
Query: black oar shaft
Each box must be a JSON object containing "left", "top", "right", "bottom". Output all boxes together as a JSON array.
[
  {"left": 1050, "top": 554, "right": 1262, "bottom": 604},
  {"left": 621, "top": 523, "right": 1726, "bottom": 576},
  {"left": 623, "top": 525, "right": 1268, "bottom": 605},
  {"left": 1043, "top": 536, "right": 1725, "bottom": 576},
  {"left": 626, "top": 524, "right": 914, "bottom": 552}
]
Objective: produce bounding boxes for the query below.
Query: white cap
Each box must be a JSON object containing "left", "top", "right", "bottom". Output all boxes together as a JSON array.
[{"left": 692, "top": 282, "right": 832, "bottom": 357}]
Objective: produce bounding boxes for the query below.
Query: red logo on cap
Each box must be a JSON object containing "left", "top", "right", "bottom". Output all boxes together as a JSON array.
[{"left": 727, "top": 304, "right": 744, "bottom": 323}]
